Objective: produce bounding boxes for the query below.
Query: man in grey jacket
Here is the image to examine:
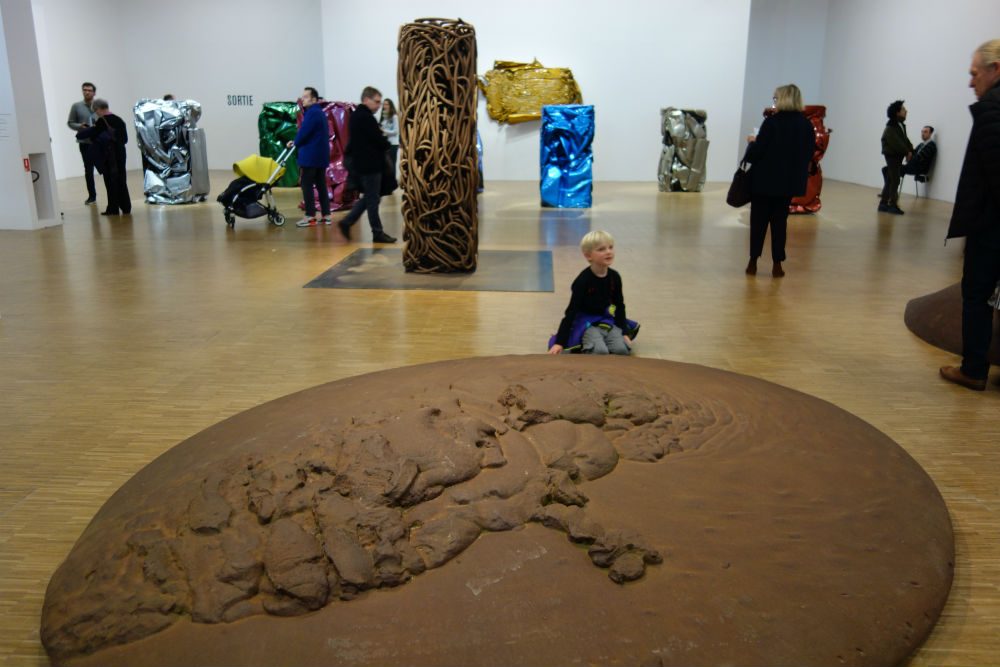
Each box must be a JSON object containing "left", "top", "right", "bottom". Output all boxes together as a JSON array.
[{"left": 67, "top": 82, "right": 97, "bottom": 205}]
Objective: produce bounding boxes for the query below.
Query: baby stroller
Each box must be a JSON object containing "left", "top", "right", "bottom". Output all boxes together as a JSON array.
[{"left": 218, "top": 145, "right": 295, "bottom": 227}]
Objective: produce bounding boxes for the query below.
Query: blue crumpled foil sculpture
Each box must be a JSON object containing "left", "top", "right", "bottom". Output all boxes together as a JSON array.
[
  {"left": 476, "top": 130, "right": 484, "bottom": 193},
  {"left": 540, "top": 104, "right": 593, "bottom": 208}
]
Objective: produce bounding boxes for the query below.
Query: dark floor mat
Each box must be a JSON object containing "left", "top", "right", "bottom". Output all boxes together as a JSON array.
[{"left": 304, "top": 248, "right": 554, "bottom": 292}]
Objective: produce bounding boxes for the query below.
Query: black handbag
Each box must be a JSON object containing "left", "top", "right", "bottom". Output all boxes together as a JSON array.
[{"left": 726, "top": 160, "right": 752, "bottom": 208}]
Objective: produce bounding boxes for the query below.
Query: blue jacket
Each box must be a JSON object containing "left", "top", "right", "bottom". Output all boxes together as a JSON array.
[{"left": 294, "top": 104, "right": 330, "bottom": 168}]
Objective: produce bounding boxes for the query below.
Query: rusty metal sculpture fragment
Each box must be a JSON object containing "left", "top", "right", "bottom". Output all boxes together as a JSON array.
[
  {"left": 657, "top": 107, "right": 708, "bottom": 192},
  {"left": 398, "top": 18, "right": 479, "bottom": 273},
  {"left": 479, "top": 59, "right": 582, "bottom": 124}
]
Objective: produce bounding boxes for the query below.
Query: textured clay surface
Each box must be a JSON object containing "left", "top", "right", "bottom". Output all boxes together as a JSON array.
[
  {"left": 904, "top": 282, "right": 1000, "bottom": 364},
  {"left": 42, "top": 356, "right": 954, "bottom": 667}
]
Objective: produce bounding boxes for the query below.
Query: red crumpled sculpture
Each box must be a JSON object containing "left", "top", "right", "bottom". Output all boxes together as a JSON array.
[
  {"left": 297, "top": 101, "right": 359, "bottom": 212},
  {"left": 764, "top": 104, "right": 830, "bottom": 213}
]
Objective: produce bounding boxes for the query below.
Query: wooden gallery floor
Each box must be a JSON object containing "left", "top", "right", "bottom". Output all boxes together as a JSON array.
[{"left": 1, "top": 173, "right": 997, "bottom": 666}]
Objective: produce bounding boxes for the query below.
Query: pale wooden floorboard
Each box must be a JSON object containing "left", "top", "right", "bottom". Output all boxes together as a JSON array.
[{"left": 0, "top": 172, "right": 996, "bottom": 666}]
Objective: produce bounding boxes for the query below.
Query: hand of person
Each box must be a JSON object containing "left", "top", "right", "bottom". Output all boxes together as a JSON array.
[
  {"left": 746, "top": 135, "right": 756, "bottom": 143},
  {"left": 906, "top": 151, "right": 913, "bottom": 161},
  {"left": 286, "top": 140, "right": 294, "bottom": 148},
  {"left": 547, "top": 344, "right": 563, "bottom": 355},
  {"left": 623, "top": 335, "right": 632, "bottom": 346}
]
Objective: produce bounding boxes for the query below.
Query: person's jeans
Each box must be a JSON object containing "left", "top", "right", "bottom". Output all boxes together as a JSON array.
[
  {"left": 749, "top": 195, "right": 791, "bottom": 262},
  {"left": 880, "top": 156, "right": 903, "bottom": 207},
  {"left": 79, "top": 143, "right": 97, "bottom": 200},
  {"left": 341, "top": 172, "right": 383, "bottom": 233},
  {"left": 102, "top": 158, "right": 131, "bottom": 214},
  {"left": 960, "top": 224, "right": 1000, "bottom": 379},
  {"left": 581, "top": 325, "right": 630, "bottom": 355},
  {"left": 300, "top": 166, "right": 330, "bottom": 218}
]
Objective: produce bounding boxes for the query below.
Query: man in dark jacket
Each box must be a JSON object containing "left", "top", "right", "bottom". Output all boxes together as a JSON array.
[
  {"left": 339, "top": 86, "right": 396, "bottom": 244},
  {"left": 76, "top": 99, "right": 130, "bottom": 216},
  {"left": 903, "top": 125, "right": 937, "bottom": 177},
  {"left": 878, "top": 100, "right": 912, "bottom": 215},
  {"left": 940, "top": 39, "right": 1000, "bottom": 391}
]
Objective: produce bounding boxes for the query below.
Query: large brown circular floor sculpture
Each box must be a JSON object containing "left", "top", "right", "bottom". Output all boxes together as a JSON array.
[
  {"left": 42, "top": 356, "right": 954, "bottom": 667},
  {"left": 904, "top": 282, "right": 1000, "bottom": 364}
]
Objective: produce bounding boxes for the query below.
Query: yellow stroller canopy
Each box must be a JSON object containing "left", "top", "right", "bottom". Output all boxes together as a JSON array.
[{"left": 233, "top": 154, "right": 285, "bottom": 185}]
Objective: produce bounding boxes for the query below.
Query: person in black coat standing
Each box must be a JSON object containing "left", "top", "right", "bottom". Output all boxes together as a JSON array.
[
  {"left": 744, "top": 84, "right": 816, "bottom": 277},
  {"left": 76, "top": 98, "right": 131, "bottom": 216},
  {"left": 940, "top": 39, "right": 1000, "bottom": 391},
  {"left": 879, "top": 100, "right": 913, "bottom": 215},
  {"left": 339, "top": 86, "right": 396, "bottom": 244}
]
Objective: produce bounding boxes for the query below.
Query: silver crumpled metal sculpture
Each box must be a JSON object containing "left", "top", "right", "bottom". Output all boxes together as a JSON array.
[
  {"left": 657, "top": 107, "right": 708, "bottom": 192},
  {"left": 133, "top": 99, "right": 210, "bottom": 204}
]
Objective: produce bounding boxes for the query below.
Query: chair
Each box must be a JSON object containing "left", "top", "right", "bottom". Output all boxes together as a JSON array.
[
  {"left": 899, "top": 159, "right": 934, "bottom": 199},
  {"left": 907, "top": 146, "right": 936, "bottom": 198}
]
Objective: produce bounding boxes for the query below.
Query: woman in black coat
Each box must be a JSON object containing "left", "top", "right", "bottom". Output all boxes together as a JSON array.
[{"left": 744, "top": 84, "right": 816, "bottom": 277}]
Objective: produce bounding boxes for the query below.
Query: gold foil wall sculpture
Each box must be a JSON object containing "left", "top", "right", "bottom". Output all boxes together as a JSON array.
[
  {"left": 398, "top": 18, "right": 479, "bottom": 273},
  {"left": 478, "top": 60, "right": 582, "bottom": 124}
]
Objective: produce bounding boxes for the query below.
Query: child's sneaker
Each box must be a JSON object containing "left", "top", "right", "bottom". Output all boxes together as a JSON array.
[
  {"left": 321, "top": 217, "right": 332, "bottom": 225},
  {"left": 296, "top": 217, "right": 318, "bottom": 227}
]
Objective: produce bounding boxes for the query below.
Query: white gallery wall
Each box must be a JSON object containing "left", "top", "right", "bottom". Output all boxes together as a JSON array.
[
  {"left": 34, "top": 0, "right": 324, "bottom": 179},
  {"left": 818, "top": 0, "right": 1000, "bottom": 203},
  {"left": 740, "top": 0, "right": 828, "bottom": 157},
  {"left": 0, "top": 0, "right": 59, "bottom": 229},
  {"left": 28, "top": 0, "right": 1000, "bottom": 202},
  {"left": 321, "top": 0, "right": 753, "bottom": 183}
]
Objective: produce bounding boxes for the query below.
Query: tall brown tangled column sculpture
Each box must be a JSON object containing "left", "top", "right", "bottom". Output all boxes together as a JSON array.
[{"left": 398, "top": 18, "right": 479, "bottom": 273}]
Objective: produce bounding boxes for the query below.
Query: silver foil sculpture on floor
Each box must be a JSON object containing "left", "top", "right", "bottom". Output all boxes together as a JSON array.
[
  {"left": 658, "top": 108, "right": 708, "bottom": 192},
  {"left": 134, "top": 99, "right": 210, "bottom": 204}
]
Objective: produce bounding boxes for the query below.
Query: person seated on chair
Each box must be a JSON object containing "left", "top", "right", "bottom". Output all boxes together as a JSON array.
[{"left": 903, "top": 125, "right": 937, "bottom": 177}]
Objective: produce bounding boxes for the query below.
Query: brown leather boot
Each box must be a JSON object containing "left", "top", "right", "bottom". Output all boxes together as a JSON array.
[{"left": 745, "top": 258, "right": 757, "bottom": 275}]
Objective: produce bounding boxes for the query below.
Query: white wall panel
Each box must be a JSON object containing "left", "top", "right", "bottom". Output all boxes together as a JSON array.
[
  {"left": 322, "top": 0, "right": 753, "bottom": 183},
  {"left": 36, "top": 0, "right": 324, "bottom": 178},
  {"left": 819, "top": 0, "right": 1000, "bottom": 202}
]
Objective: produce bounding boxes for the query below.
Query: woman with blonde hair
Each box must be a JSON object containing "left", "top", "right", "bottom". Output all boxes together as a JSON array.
[{"left": 744, "top": 84, "right": 816, "bottom": 277}]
